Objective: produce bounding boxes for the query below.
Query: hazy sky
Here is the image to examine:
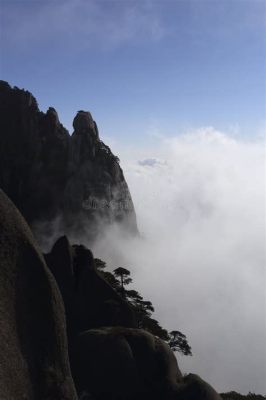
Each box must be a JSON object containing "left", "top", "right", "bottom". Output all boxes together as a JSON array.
[
  {"left": 1, "top": 0, "right": 265, "bottom": 395},
  {"left": 1, "top": 0, "right": 265, "bottom": 140}
]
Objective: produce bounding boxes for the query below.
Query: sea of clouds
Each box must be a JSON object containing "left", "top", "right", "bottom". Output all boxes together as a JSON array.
[{"left": 93, "top": 127, "right": 266, "bottom": 394}]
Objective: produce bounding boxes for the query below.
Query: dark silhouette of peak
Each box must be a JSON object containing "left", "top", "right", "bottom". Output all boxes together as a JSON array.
[
  {"left": 73, "top": 110, "right": 99, "bottom": 138},
  {"left": 0, "top": 80, "right": 11, "bottom": 91},
  {"left": 0, "top": 81, "right": 138, "bottom": 247},
  {"left": 46, "top": 106, "right": 60, "bottom": 125},
  {"left": 0, "top": 82, "right": 223, "bottom": 399}
]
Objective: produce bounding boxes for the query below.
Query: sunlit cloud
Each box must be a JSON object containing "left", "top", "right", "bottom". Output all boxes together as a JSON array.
[{"left": 93, "top": 128, "right": 266, "bottom": 394}]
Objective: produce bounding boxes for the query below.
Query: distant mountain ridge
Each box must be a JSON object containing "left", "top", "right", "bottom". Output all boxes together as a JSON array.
[{"left": 0, "top": 81, "right": 137, "bottom": 246}]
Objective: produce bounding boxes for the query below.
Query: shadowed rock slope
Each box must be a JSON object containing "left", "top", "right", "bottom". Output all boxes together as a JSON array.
[
  {"left": 0, "top": 190, "right": 77, "bottom": 400},
  {"left": 45, "top": 235, "right": 222, "bottom": 400},
  {"left": 44, "top": 236, "right": 136, "bottom": 348},
  {"left": 0, "top": 81, "right": 223, "bottom": 399},
  {"left": 0, "top": 166, "right": 223, "bottom": 400},
  {"left": 73, "top": 327, "right": 222, "bottom": 400},
  {"left": 0, "top": 81, "right": 137, "bottom": 247}
]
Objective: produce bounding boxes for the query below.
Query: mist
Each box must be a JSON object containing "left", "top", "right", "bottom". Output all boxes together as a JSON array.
[{"left": 92, "top": 127, "right": 266, "bottom": 394}]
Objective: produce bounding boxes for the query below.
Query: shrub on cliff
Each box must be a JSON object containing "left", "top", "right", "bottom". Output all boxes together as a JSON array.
[{"left": 95, "top": 257, "right": 192, "bottom": 356}]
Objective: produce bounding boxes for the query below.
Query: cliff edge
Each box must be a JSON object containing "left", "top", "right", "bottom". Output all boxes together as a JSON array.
[{"left": 0, "top": 81, "right": 137, "bottom": 246}]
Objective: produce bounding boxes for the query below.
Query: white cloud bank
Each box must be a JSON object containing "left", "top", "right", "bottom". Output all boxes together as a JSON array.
[{"left": 93, "top": 127, "right": 266, "bottom": 394}]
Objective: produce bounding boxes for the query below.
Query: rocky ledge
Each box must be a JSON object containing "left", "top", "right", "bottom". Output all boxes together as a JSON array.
[{"left": 0, "top": 190, "right": 222, "bottom": 400}]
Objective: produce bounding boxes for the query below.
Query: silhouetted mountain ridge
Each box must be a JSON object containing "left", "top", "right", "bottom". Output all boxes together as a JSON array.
[
  {"left": 0, "top": 80, "right": 137, "bottom": 247},
  {"left": 0, "top": 81, "right": 224, "bottom": 399}
]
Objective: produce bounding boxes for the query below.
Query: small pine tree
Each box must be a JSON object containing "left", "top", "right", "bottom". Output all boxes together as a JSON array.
[
  {"left": 168, "top": 330, "right": 192, "bottom": 356},
  {"left": 113, "top": 267, "right": 132, "bottom": 297},
  {"left": 94, "top": 258, "right": 107, "bottom": 270},
  {"left": 94, "top": 258, "right": 192, "bottom": 356}
]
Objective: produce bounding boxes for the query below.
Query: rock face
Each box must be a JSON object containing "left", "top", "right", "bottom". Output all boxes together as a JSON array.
[
  {"left": 44, "top": 236, "right": 137, "bottom": 350},
  {"left": 176, "top": 374, "right": 223, "bottom": 400},
  {"left": 0, "top": 81, "right": 222, "bottom": 399},
  {"left": 72, "top": 327, "right": 222, "bottom": 400},
  {"left": 72, "top": 327, "right": 183, "bottom": 400},
  {"left": 0, "top": 81, "right": 137, "bottom": 247},
  {"left": 0, "top": 190, "right": 77, "bottom": 400},
  {"left": 45, "top": 236, "right": 222, "bottom": 400}
]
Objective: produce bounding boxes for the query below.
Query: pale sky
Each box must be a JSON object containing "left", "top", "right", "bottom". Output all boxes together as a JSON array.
[{"left": 1, "top": 0, "right": 265, "bottom": 141}]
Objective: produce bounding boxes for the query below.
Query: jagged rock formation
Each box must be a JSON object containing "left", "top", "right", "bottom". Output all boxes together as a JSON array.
[
  {"left": 0, "top": 81, "right": 223, "bottom": 399},
  {"left": 0, "top": 81, "right": 137, "bottom": 248},
  {"left": 0, "top": 188, "right": 222, "bottom": 400},
  {"left": 0, "top": 190, "right": 77, "bottom": 400},
  {"left": 45, "top": 235, "right": 222, "bottom": 400},
  {"left": 44, "top": 236, "right": 136, "bottom": 347}
]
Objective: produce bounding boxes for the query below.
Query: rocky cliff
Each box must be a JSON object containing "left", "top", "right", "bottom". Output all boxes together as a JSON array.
[
  {"left": 43, "top": 234, "right": 222, "bottom": 400},
  {"left": 0, "top": 82, "right": 223, "bottom": 399},
  {"left": 0, "top": 189, "right": 222, "bottom": 399},
  {"left": 0, "top": 190, "right": 77, "bottom": 400},
  {"left": 0, "top": 81, "right": 137, "bottom": 247}
]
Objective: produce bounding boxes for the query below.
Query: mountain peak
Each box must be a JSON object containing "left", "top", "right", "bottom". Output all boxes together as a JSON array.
[
  {"left": 0, "top": 82, "right": 138, "bottom": 248},
  {"left": 73, "top": 110, "right": 99, "bottom": 139}
]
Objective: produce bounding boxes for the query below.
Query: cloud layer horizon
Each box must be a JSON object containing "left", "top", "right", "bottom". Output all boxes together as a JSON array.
[{"left": 93, "top": 127, "right": 266, "bottom": 394}]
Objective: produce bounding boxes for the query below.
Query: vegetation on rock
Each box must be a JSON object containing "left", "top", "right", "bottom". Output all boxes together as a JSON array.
[{"left": 95, "top": 257, "right": 192, "bottom": 356}]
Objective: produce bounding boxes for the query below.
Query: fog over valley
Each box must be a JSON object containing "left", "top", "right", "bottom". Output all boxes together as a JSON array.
[{"left": 93, "top": 127, "right": 266, "bottom": 394}]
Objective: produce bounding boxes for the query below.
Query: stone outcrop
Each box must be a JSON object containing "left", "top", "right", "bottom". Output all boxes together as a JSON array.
[
  {"left": 72, "top": 327, "right": 222, "bottom": 400},
  {"left": 0, "top": 188, "right": 222, "bottom": 400},
  {"left": 0, "top": 81, "right": 137, "bottom": 248},
  {"left": 44, "top": 236, "right": 137, "bottom": 349},
  {"left": 45, "top": 236, "right": 222, "bottom": 400},
  {"left": 0, "top": 190, "right": 77, "bottom": 400},
  {"left": 176, "top": 374, "right": 223, "bottom": 400},
  {"left": 72, "top": 327, "right": 183, "bottom": 399}
]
